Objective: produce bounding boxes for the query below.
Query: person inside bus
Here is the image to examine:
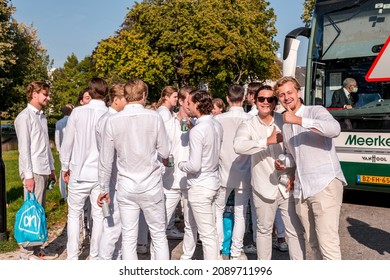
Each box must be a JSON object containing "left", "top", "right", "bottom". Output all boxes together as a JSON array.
[{"left": 330, "top": 77, "right": 358, "bottom": 109}]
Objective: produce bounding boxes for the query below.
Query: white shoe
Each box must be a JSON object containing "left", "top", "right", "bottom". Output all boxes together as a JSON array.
[
  {"left": 230, "top": 252, "right": 248, "bottom": 260},
  {"left": 166, "top": 226, "right": 184, "bottom": 240}
]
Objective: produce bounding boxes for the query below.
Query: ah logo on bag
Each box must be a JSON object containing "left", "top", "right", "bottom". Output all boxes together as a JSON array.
[
  {"left": 14, "top": 193, "right": 48, "bottom": 245},
  {"left": 17, "top": 205, "right": 42, "bottom": 235}
]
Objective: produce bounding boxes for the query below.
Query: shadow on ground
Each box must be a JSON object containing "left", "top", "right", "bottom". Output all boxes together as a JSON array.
[{"left": 346, "top": 217, "right": 390, "bottom": 256}]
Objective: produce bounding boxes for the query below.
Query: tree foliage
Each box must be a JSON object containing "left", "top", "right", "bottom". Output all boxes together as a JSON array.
[
  {"left": 0, "top": 0, "right": 51, "bottom": 118},
  {"left": 93, "top": 0, "right": 280, "bottom": 98},
  {"left": 0, "top": 0, "right": 15, "bottom": 69},
  {"left": 302, "top": 0, "right": 315, "bottom": 26},
  {"left": 50, "top": 54, "right": 97, "bottom": 114}
]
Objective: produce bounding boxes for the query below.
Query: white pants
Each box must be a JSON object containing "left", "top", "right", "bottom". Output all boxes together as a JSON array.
[
  {"left": 295, "top": 178, "right": 343, "bottom": 260},
  {"left": 253, "top": 190, "right": 306, "bottom": 260},
  {"left": 160, "top": 188, "right": 197, "bottom": 260},
  {"left": 99, "top": 190, "right": 122, "bottom": 260},
  {"left": 188, "top": 186, "right": 219, "bottom": 260},
  {"left": 117, "top": 184, "right": 169, "bottom": 260},
  {"left": 58, "top": 171, "right": 67, "bottom": 199},
  {"left": 66, "top": 178, "right": 103, "bottom": 260},
  {"left": 215, "top": 186, "right": 251, "bottom": 257},
  {"left": 164, "top": 188, "right": 182, "bottom": 228}
]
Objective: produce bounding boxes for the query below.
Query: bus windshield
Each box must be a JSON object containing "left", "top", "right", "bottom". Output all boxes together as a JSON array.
[
  {"left": 308, "top": 0, "right": 390, "bottom": 129},
  {"left": 320, "top": 0, "right": 389, "bottom": 60}
]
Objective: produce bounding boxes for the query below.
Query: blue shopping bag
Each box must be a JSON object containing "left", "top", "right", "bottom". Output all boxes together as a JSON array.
[
  {"left": 221, "top": 211, "right": 234, "bottom": 255},
  {"left": 14, "top": 192, "right": 48, "bottom": 246}
]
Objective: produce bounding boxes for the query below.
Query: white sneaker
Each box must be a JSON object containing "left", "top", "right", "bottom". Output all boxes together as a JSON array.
[
  {"left": 166, "top": 226, "right": 184, "bottom": 240},
  {"left": 230, "top": 252, "right": 248, "bottom": 260},
  {"left": 137, "top": 244, "right": 148, "bottom": 254}
]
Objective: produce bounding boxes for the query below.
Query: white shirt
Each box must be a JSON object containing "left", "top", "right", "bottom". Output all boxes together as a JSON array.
[
  {"left": 99, "top": 104, "right": 170, "bottom": 194},
  {"left": 158, "top": 112, "right": 189, "bottom": 190},
  {"left": 248, "top": 104, "right": 258, "bottom": 116},
  {"left": 14, "top": 104, "right": 55, "bottom": 179},
  {"left": 283, "top": 105, "right": 347, "bottom": 199},
  {"left": 178, "top": 115, "right": 223, "bottom": 191},
  {"left": 60, "top": 99, "right": 108, "bottom": 181},
  {"left": 96, "top": 107, "right": 118, "bottom": 193},
  {"left": 156, "top": 105, "right": 173, "bottom": 122},
  {"left": 215, "top": 107, "right": 252, "bottom": 189},
  {"left": 343, "top": 87, "right": 351, "bottom": 100},
  {"left": 55, "top": 116, "right": 69, "bottom": 153},
  {"left": 234, "top": 112, "right": 292, "bottom": 200}
]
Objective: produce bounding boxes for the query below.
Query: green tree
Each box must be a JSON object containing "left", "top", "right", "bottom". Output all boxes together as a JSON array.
[
  {"left": 0, "top": 0, "right": 15, "bottom": 70},
  {"left": 94, "top": 0, "right": 280, "bottom": 99},
  {"left": 50, "top": 54, "right": 97, "bottom": 113},
  {"left": 1, "top": 20, "right": 50, "bottom": 118},
  {"left": 302, "top": 0, "right": 315, "bottom": 26},
  {"left": 93, "top": 29, "right": 172, "bottom": 101},
  {"left": 0, "top": 0, "right": 51, "bottom": 117}
]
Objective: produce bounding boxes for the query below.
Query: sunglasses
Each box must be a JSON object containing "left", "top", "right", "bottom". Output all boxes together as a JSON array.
[{"left": 257, "top": 96, "right": 276, "bottom": 103}]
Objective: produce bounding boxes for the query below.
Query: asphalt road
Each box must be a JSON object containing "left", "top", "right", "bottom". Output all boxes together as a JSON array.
[
  {"left": 1, "top": 189, "right": 389, "bottom": 260},
  {"left": 338, "top": 189, "right": 390, "bottom": 260}
]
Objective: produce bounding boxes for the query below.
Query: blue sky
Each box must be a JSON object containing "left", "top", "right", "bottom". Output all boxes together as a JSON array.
[{"left": 10, "top": 0, "right": 307, "bottom": 69}]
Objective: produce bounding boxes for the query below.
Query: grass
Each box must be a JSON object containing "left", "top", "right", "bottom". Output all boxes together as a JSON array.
[{"left": 0, "top": 149, "right": 67, "bottom": 253}]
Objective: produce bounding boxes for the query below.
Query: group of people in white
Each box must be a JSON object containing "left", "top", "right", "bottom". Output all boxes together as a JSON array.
[{"left": 15, "top": 76, "right": 346, "bottom": 260}]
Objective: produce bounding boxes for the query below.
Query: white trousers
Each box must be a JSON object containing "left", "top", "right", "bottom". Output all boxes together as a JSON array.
[
  {"left": 58, "top": 171, "right": 67, "bottom": 199},
  {"left": 98, "top": 189, "right": 122, "bottom": 260},
  {"left": 188, "top": 186, "right": 219, "bottom": 260},
  {"left": 117, "top": 184, "right": 169, "bottom": 260},
  {"left": 215, "top": 186, "right": 251, "bottom": 257},
  {"left": 295, "top": 178, "right": 343, "bottom": 260},
  {"left": 253, "top": 190, "right": 306, "bottom": 260},
  {"left": 66, "top": 178, "right": 104, "bottom": 260},
  {"left": 180, "top": 189, "right": 198, "bottom": 260}
]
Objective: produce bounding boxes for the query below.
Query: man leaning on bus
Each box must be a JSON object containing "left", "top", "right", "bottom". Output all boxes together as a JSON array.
[{"left": 274, "top": 76, "right": 347, "bottom": 260}]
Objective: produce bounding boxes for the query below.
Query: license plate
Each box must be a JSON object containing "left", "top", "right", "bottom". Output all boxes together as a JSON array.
[{"left": 357, "top": 175, "right": 390, "bottom": 185}]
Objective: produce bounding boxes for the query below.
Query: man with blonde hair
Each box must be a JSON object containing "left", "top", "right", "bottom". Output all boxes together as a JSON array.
[
  {"left": 98, "top": 78, "right": 170, "bottom": 260},
  {"left": 274, "top": 76, "right": 346, "bottom": 260}
]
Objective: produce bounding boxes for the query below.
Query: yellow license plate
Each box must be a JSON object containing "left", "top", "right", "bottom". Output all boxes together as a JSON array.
[{"left": 357, "top": 175, "right": 390, "bottom": 185}]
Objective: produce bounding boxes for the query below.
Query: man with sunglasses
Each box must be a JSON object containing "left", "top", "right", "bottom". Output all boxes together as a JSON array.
[
  {"left": 14, "top": 81, "right": 57, "bottom": 260},
  {"left": 234, "top": 84, "right": 305, "bottom": 260}
]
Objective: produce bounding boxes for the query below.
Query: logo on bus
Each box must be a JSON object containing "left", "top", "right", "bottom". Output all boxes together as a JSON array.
[
  {"left": 345, "top": 135, "right": 390, "bottom": 147},
  {"left": 361, "top": 155, "right": 388, "bottom": 162}
]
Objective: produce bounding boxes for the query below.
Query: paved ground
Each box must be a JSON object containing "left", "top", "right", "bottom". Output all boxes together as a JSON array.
[
  {"left": 0, "top": 218, "right": 290, "bottom": 260},
  {"left": 2, "top": 190, "right": 389, "bottom": 260}
]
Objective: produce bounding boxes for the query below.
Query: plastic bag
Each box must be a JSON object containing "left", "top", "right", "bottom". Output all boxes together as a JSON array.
[
  {"left": 14, "top": 192, "right": 48, "bottom": 246},
  {"left": 221, "top": 211, "right": 234, "bottom": 255}
]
